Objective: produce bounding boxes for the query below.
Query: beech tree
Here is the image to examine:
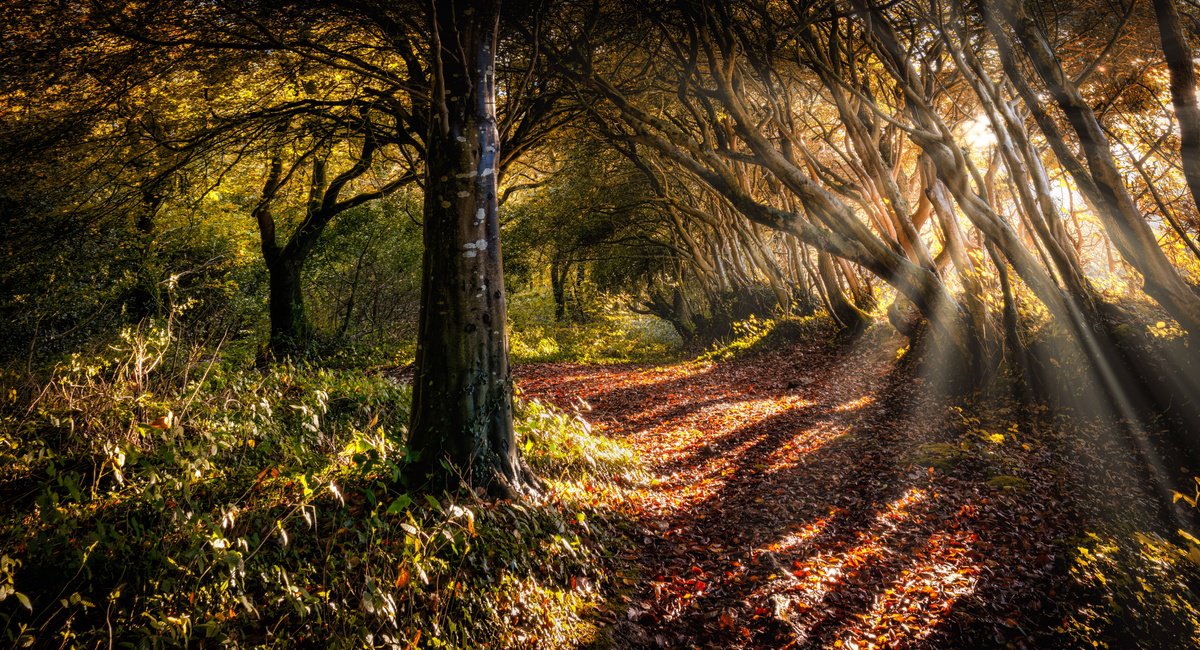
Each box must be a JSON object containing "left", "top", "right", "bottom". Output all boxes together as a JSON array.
[
  {"left": 10, "top": 0, "right": 1200, "bottom": 494},
  {"left": 407, "top": 0, "right": 541, "bottom": 496},
  {"left": 1153, "top": 0, "right": 1200, "bottom": 218},
  {"left": 29, "top": 0, "right": 571, "bottom": 358},
  {"left": 543, "top": 0, "right": 1200, "bottom": 396},
  {"left": 985, "top": 0, "right": 1200, "bottom": 333}
]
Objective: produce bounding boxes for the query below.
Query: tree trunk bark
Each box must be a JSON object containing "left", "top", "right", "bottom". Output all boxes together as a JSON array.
[
  {"left": 266, "top": 256, "right": 310, "bottom": 356},
  {"left": 989, "top": 0, "right": 1200, "bottom": 334},
  {"left": 550, "top": 254, "right": 568, "bottom": 321},
  {"left": 253, "top": 144, "right": 314, "bottom": 359},
  {"left": 818, "top": 251, "right": 870, "bottom": 333},
  {"left": 1155, "top": 0, "right": 1200, "bottom": 218},
  {"left": 408, "top": 0, "right": 538, "bottom": 498}
]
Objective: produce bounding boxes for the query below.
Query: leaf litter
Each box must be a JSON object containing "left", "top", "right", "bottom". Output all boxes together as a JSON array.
[{"left": 519, "top": 333, "right": 1200, "bottom": 648}]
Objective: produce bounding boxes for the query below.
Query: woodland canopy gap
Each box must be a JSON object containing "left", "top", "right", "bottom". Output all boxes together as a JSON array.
[{"left": 4, "top": 0, "right": 1200, "bottom": 647}]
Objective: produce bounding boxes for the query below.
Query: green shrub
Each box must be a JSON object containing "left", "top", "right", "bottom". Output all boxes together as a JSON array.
[
  {"left": 517, "top": 399, "right": 642, "bottom": 482},
  {"left": 509, "top": 291, "right": 681, "bottom": 364},
  {"left": 699, "top": 313, "right": 832, "bottom": 362},
  {"left": 1062, "top": 530, "right": 1200, "bottom": 648},
  {"left": 0, "top": 324, "right": 640, "bottom": 648}
]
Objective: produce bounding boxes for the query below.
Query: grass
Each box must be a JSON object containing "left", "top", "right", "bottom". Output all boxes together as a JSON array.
[{"left": 0, "top": 321, "right": 643, "bottom": 648}]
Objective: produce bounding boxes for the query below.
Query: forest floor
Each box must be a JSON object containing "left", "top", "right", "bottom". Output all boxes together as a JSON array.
[{"left": 518, "top": 331, "right": 1199, "bottom": 649}]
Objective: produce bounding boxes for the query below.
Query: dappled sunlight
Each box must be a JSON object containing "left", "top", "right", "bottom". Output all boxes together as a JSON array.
[
  {"left": 1012, "top": 295, "right": 1200, "bottom": 534},
  {"left": 516, "top": 330, "right": 1116, "bottom": 647},
  {"left": 762, "top": 513, "right": 837, "bottom": 556},
  {"left": 524, "top": 355, "right": 871, "bottom": 516},
  {"left": 758, "top": 488, "right": 980, "bottom": 648},
  {"left": 706, "top": 396, "right": 818, "bottom": 433},
  {"left": 519, "top": 336, "right": 1014, "bottom": 646},
  {"left": 759, "top": 422, "right": 852, "bottom": 476},
  {"left": 751, "top": 489, "right": 930, "bottom": 613},
  {"left": 831, "top": 530, "right": 980, "bottom": 648},
  {"left": 833, "top": 395, "right": 874, "bottom": 413},
  {"left": 11, "top": 0, "right": 1200, "bottom": 645},
  {"left": 734, "top": 475, "right": 987, "bottom": 649}
]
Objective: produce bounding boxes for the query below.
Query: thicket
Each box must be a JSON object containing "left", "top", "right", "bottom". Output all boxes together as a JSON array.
[{"left": 0, "top": 316, "right": 645, "bottom": 647}]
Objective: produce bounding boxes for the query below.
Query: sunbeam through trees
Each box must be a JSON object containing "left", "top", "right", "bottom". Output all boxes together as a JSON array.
[{"left": 4, "top": 0, "right": 1200, "bottom": 647}]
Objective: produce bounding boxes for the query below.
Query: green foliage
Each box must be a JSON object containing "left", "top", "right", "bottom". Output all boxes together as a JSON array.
[
  {"left": 305, "top": 199, "right": 424, "bottom": 361},
  {"left": 0, "top": 324, "right": 641, "bottom": 648},
  {"left": 508, "top": 291, "right": 681, "bottom": 364},
  {"left": 516, "top": 398, "right": 643, "bottom": 483},
  {"left": 698, "top": 314, "right": 832, "bottom": 362},
  {"left": 0, "top": 197, "right": 262, "bottom": 362},
  {"left": 500, "top": 137, "right": 668, "bottom": 298},
  {"left": 1061, "top": 530, "right": 1200, "bottom": 648},
  {"left": 1, "top": 156, "right": 425, "bottom": 368}
]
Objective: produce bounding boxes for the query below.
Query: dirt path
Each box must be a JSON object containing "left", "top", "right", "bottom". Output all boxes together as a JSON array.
[{"left": 518, "top": 337, "right": 1079, "bottom": 649}]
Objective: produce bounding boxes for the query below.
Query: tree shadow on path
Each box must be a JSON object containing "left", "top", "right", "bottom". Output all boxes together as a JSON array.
[{"left": 516, "top": 336, "right": 1161, "bottom": 648}]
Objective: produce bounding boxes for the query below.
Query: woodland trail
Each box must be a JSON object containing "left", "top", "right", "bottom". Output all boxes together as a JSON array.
[{"left": 518, "top": 336, "right": 1087, "bottom": 649}]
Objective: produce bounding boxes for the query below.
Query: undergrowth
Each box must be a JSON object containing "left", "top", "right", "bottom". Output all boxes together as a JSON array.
[
  {"left": 699, "top": 314, "right": 833, "bottom": 362},
  {"left": 508, "top": 292, "right": 681, "bottom": 364},
  {"left": 0, "top": 321, "right": 643, "bottom": 648}
]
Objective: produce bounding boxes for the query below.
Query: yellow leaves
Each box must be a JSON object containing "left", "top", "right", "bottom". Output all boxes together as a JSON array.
[{"left": 1149, "top": 319, "right": 1183, "bottom": 339}]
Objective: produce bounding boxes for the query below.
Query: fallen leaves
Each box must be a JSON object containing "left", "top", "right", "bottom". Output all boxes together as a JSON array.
[{"left": 518, "top": 335, "right": 1091, "bottom": 648}]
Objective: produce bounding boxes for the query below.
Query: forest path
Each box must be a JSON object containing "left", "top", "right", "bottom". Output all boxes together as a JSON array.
[{"left": 518, "top": 336, "right": 1076, "bottom": 649}]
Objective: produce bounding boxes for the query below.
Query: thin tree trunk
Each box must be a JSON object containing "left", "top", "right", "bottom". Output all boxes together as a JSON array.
[
  {"left": 818, "top": 251, "right": 870, "bottom": 333},
  {"left": 550, "top": 254, "right": 568, "bottom": 321},
  {"left": 837, "top": 258, "right": 871, "bottom": 311},
  {"left": 338, "top": 240, "right": 372, "bottom": 341}
]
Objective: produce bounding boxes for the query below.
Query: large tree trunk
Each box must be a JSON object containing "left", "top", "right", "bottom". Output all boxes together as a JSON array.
[
  {"left": 1153, "top": 0, "right": 1200, "bottom": 218},
  {"left": 408, "top": 0, "right": 538, "bottom": 498},
  {"left": 266, "top": 255, "right": 310, "bottom": 356},
  {"left": 988, "top": 0, "right": 1200, "bottom": 334}
]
